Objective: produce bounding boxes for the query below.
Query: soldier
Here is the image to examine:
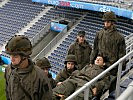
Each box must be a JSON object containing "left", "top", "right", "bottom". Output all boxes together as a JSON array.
[
  {"left": 67, "top": 31, "right": 92, "bottom": 70},
  {"left": 36, "top": 57, "right": 56, "bottom": 89},
  {"left": 53, "top": 55, "right": 110, "bottom": 100},
  {"left": 90, "top": 11, "right": 126, "bottom": 94},
  {"left": 55, "top": 55, "right": 78, "bottom": 86},
  {"left": 0, "top": 55, "right": 4, "bottom": 65},
  {"left": 4, "top": 35, "right": 52, "bottom": 100}
]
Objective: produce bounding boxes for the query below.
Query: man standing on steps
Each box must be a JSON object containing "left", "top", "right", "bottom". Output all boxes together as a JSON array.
[
  {"left": 4, "top": 35, "right": 52, "bottom": 100},
  {"left": 90, "top": 11, "right": 126, "bottom": 94},
  {"left": 67, "top": 31, "right": 92, "bottom": 70}
]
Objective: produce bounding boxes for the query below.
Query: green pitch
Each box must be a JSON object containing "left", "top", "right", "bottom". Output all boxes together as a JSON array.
[{"left": 0, "top": 67, "right": 6, "bottom": 100}]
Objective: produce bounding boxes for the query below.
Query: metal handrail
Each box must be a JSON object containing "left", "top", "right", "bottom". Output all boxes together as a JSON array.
[
  {"left": 33, "top": 27, "right": 67, "bottom": 61},
  {"left": 30, "top": 24, "right": 50, "bottom": 46},
  {"left": 65, "top": 44, "right": 133, "bottom": 100},
  {"left": 116, "top": 81, "right": 133, "bottom": 100}
]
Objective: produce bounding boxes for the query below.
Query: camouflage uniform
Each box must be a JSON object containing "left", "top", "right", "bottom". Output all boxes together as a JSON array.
[
  {"left": 36, "top": 57, "right": 56, "bottom": 89},
  {"left": 53, "top": 64, "right": 110, "bottom": 100},
  {"left": 90, "top": 12, "right": 126, "bottom": 75},
  {"left": 90, "top": 12, "right": 126, "bottom": 93},
  {"left": 4, "top": 35, "right": 52, "bottom": 100},
  {"left": 55, "top": 55, "right": 77, "bottom": 83},
  {"left": 0, "top": 56, "right": 4, "bottom": 65},
  {"left": 48, "top": 73, "right": 56, "bottom": 89},
  {"left": 67, "top": 31, "right": 92, "bottom": 70}
]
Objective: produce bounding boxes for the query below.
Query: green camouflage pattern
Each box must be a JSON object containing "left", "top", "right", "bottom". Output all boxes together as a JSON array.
[
  {"left": 36, "top": 57, "right": 51, "bottom": 69},
  {"left": 90, "top": 25, "right": 126, "bottom": 75},
  {"left": 64, "top": 55, "right": 77, "bottom": 65},
  {"left": 102, "top": 11, "right": 117, "bottom": 22},
  {"left": 5, "top": 35, "right": 32, "bottom": 56},
  {"left": 5, "top": 59, "right": 52, "bottom": 100},
  {"left": 53, "top": 64, "right": 110, "bottom": 100},
  {"left": 67, "top": 40, "right": 92, "bottom": 70}
]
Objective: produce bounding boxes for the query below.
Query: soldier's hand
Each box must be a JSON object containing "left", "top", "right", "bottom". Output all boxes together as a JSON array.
[
  {"left": 57, "top": 82, "right": 63, "bottom": 86},
  {"left": 55, "top": 94, "right": 65, "bottom": 100},
  {"left": 92, "top": 87, "right": 97, "bottom": 96},
  {"left": 90, "top": 64, "right": 93, "bottom": 67}
]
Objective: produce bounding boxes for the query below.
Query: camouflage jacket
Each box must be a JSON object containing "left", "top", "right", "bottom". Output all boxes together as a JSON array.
[
  {"left": 68, "top": 40, "right": 92, "bottom": 70},
  {"left": 70, "top": 64, "right": 110, "bottom": 93},
  {"left": 5, "top": 59, "right": 52, "bottom": 100},
  {"left": 55, "top": 66, "right": 77, "bottom": 83},
  {"left": 90, "top": 26, "right": 126, "bottom": 74},
  {"left": 48, "top": 73, "right": 56, "bottom": 89}
]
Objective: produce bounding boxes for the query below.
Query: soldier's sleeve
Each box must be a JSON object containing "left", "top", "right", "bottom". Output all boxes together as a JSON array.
[
  {"left": 93, "top": 72, "right": 111, "bottom": 94},
  {"left": 88, "top": 44, "right": 92, "bottom": 55},
  {"left": 90, "top": 32, "right": 99, "bottom": 64},
  {"left": 34, "top": 66, "right": 52, "bottom": 100},
  {"left": 87, "top": 44, "right": 92, "bottom": 64},
  {"left": 50, "top": 78, "right": 56, "bottom": 89},
  {"left": 55, "top": 70, "right": 64, "bottom": 83},
  {"left": 41, "top": 74, "right": 52, "bottom": 100},
  {"left": 67, "top": 44, "right": 75, "bottom": 55},
  {"left": 4, "top": 68, "right": 10, "bottom": 100},
  {"left": 118, "top": 37, "right": 126, "bottom": 70}
]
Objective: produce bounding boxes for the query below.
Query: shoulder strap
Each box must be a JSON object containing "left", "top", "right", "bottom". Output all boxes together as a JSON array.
[
  {"left": 14, "top": 70, "right": 32, "bottom": 100},
  {"left": 19, "top": 82, "right": 32, "bottom": 100}
]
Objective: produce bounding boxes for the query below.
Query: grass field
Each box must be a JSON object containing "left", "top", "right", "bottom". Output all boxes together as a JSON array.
[{"left": 0, "top": 68, "right": 6, "bottom": 100}]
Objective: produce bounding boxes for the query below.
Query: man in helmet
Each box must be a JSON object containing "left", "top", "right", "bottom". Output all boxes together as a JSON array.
[
  {"left": 52, "top": 55, "right": 110, "bottom": 100},
  {"left": 90, "top": 11, "right": 126, "bottom": 94},
  {"left": 55, "top": 54, "right": 78, "bottom": 86},
  {"left": 67, "top": 31, "right": 92, "bottom": 70},
  {"left": 4, "top": 35, "right": 52, "bottom": 100},
  {"left": 36, "top": 57, "right": 56, "bottom": 89},
  {"left": 0, "top": 55, "right": 4, "bottom": 65}
]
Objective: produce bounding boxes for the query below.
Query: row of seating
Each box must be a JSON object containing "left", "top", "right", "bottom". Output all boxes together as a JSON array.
[{"left": 0, "top": 0, "right": 44, "bottom": 46}]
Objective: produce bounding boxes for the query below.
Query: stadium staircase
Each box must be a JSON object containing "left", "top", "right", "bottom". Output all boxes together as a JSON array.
[
  {"left": 0, "top": 0, "right": 133, "bottom": 99},
  {"left": 32, "top": 7, "right": 133, "bottom": 99}
]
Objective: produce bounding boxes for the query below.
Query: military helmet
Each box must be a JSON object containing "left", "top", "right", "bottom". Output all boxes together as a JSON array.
[
  {"left": 102, "top": 11, "right": 117, "bottom": 22},
  {"left": 78, "top": 31, "right": 85, "bottom": 36},
  {"left": 36, "top": 57, "right": 51, "bottom": 69},
  {"left": 64, "top": 55, "right": 77, "bottom": 65},
  {"left": 5, "top": 35, "right": 32, "bottom": 56}
]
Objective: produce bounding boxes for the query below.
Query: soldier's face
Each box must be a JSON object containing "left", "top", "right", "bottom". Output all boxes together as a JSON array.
[
  {"left": 94, "top": 56, "right": 105, "bottom": 66},
  {"left": 10, "top": 55, "right": 21, "bottom": 65},
  {"left": 77, "top": 36, "right": 85, "bottom": 44},
  {"left": 104, "top": 21, "right": 113, "bottom": 28},
  {"left": 66, "top": 62, "right": 75, "bottom": 70},
  {"left": 44, "top": 68, "right": 49, "bottom": 76}
]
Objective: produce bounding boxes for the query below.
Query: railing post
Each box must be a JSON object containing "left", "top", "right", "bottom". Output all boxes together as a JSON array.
[
  {"left": 115, "top": 62, "right": 123, "bottom": 99},
  {"left": 117, "top": 81, "right": 133, "bottom": 100},
  {"left": 128, "top": 95, "right": 133, "bottom": 100},
  {"left": 129, "top": 45, "right": 132, "bottom": 66},
  {"left": 84, "top": 87, "right": 89, "bottom": 100}
]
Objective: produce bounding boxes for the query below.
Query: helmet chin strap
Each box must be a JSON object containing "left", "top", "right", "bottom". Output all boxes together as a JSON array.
[{"left": 11, "top": 56, "right": 27, "bottom": 68}]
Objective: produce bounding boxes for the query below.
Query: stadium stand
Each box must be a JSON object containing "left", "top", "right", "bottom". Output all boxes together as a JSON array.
[
  {"left": 0, "top": 0, "right": 44, "bottom": 47},
  {"left": 0, "top": 0, "right": 133, "bottom": 99},
  {"left": 24, "top": 6, "right": 85, "bottom": 40}
]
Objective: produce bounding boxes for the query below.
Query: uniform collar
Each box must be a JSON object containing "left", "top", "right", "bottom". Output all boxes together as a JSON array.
[
  {"left": 93, "top": 64, "right": 104, "bottom": 69},
  {"left": 76, "top": 40, "right": 88, "bottom": 47},
  {"left": 11, "top": 59, "right": 34, "bottom": 74},
  {"left": 104, "top": 25, "right": 117, "bottom": 33}
]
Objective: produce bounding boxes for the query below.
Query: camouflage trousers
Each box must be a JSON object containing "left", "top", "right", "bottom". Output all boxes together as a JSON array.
[{"left": 52, "top": 79, "right": 93, "bottom": 100}]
